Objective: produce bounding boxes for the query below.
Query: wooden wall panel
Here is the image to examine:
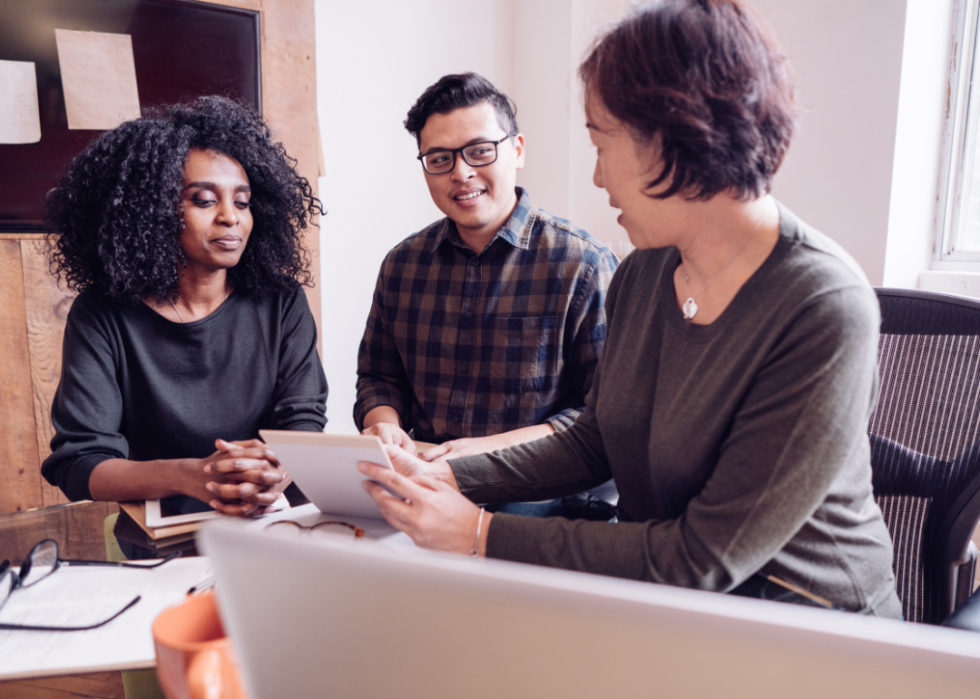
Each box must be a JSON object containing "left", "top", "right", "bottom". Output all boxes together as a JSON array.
[
  {"left": 0, "top": 501, "right": 117, "bottom": 565},
  {"left": 0, "top": 240, "right": 43, "bottom": 513},
  {"left": 258, "top": 0, "right": 322, "bottom": 334},
  {"left": 204, "top": 0, "right": 260, "bottom": 9},
  {"left": 204, "top": 0, "right": 322, "bottom": 345},
  {"left": 0, "top": 0, "right": 322, "bottom": 516},
  {"left": 21, "top": 240, "right": 73, "bottom": 507},
  {"left": 0, "top": 671, "right": 125, "bottom": 699}
]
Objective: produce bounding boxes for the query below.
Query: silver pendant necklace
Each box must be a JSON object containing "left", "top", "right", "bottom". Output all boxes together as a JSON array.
[{"left": 681, "top": 199, "right": 770, "bottom": 321}]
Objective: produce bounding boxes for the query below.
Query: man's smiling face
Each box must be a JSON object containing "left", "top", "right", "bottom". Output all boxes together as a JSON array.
[{"left": 418, "top": 101, "right": 525, "bottom": 246}]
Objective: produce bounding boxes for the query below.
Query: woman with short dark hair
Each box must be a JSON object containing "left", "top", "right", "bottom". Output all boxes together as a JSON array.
[
  {"left": 43, "top": 96, "right": 327, "bottom": 519},
  {"left": 359, "top": 0, "right": 902, "bottom": 617}
]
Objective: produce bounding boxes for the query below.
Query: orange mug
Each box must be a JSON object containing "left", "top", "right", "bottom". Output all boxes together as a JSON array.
[{"left": 152, "top": 590, "right": 248, "bottom": 699}]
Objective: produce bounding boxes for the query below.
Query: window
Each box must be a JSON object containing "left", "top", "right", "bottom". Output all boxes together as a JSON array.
[{"left": 939, "top": 0, "right": 980, "bottom": 264}]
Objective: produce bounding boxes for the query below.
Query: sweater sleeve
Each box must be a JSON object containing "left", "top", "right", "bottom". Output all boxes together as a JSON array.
[
  {"left": 452, "top": 367, "right": 614, "bottom": 502},
  {"left": 464, "top": 285, "right": 882, "bottom": 593},
  {"left": 271, "top": 287, "right": 328, "bottom": 432},
  {"left": 41, "top": 300, "right": 130, "bottom": 501}
]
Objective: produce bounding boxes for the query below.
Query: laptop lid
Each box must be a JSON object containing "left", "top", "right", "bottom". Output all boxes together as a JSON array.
[{"left": 199, "top": 520, "right": 980, "bottom": 698}]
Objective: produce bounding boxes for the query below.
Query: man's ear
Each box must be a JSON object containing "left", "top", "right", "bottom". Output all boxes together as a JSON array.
[{"left": 513, "top": 133, "right": 526, "bottom": 170}]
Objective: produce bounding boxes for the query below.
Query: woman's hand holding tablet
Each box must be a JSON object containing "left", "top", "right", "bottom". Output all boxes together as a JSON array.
[{"left": 359, "top": 447, "right": 489, "bottom": 557}]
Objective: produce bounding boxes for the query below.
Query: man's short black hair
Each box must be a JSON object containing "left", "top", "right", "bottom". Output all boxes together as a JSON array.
[{"left": 404, "top": 73, "right": 519, "bottom": 147}]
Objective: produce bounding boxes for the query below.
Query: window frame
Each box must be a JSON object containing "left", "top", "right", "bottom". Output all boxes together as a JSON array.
[{"left": 936, "top": 0, "right": 980, "bottom": 267}]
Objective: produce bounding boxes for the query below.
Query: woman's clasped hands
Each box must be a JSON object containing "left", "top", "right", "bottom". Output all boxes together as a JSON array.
[
  {"left": 358, "top": 445, "right": 491, "bottom": 556},
  {"left": 200, "top": 439, "right": 289, "bottom": 516}
]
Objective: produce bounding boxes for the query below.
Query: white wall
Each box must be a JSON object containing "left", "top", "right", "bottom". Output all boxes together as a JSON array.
[
  {"left": 755, "top": 0, "right": 908, "bottom": 286},
  {"left": 510, "top": 0, "right": 635, "bottom": 258},
  {"left": 316, "top": 0, "right": 946, "bottom": 431},
  {"left": 509, "top": 0, "right": 574, "bottom": 222},
  {"left": 519, "top": 0, "right": 922, "bottom": 281},
  {"left": 885, "top": 0, "right": 956, "bottom": 289},
  {"left": 567, "top": 0, "right": 636, "bottom": 258},
  {"left": 315, "top": 0, "right": 514, "bottom": 433},
  {"left": 315, "top": 0, "right": 634, "bottom": 433}
]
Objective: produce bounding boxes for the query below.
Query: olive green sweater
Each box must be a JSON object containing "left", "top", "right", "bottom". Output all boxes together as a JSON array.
[{"left": 451, "top": 203, "right": 902, "bottom": 618}]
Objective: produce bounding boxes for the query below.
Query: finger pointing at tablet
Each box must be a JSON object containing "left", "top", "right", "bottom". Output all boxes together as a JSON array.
[
  {"left": 382, "top": 445, "right": 461, "bottom": 491},
  {"left": 358, "top": 459, "right": 490, "bottom": 556}
]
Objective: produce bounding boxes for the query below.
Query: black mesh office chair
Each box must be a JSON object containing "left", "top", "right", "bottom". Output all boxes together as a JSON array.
[{"left": 870, "top": 288, "right": 980, "bottom": 624}]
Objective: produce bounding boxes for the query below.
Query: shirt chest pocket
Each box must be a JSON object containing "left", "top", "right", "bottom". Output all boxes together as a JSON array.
[{"left": 487, "top": 315, "right": 560, "bottom": 391}]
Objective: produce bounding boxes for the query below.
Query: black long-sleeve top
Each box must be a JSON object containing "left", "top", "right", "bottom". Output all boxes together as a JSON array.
[{"left": 42, "top": 284, "right": 328, "bottom": 501}]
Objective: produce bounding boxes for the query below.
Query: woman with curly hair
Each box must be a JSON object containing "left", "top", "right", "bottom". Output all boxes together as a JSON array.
[
  {"left": 42, "top": 96, "right": 327, "bottom": 521},
  {"left": 358, "top": 0, "right": 902, "bottom": 617}
]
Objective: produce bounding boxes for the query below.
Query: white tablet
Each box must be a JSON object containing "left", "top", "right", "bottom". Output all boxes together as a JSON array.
[
  {"left": 259, "top": 431, "right": 395, "bottom": 519},
  {"left": 145, "top": 496, "right": 216, "bottom": 528},
  {"left": 144, "top": 493, "right": 290, "bottom": 529}
]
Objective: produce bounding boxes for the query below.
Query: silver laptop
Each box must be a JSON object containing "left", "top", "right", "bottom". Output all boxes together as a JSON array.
[{"left": 199, "top": 520, "right": 980, "bottom": 698}]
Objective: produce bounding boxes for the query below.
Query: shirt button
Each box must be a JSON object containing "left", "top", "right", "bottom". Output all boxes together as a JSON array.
[
  {"left": 452, "top": 418, "right": 459, "bottom": 424},
  {"left": 471, "top": 259, "right": 480, "bottom": 266},
  {"left": 460, "top": 367, "right": 468, "bottom": 375},
  {"left": 465, "top": 312, "right": 473, "bottom": 319}
]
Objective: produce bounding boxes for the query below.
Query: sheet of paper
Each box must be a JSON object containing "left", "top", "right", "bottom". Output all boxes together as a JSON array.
[
  {"left": 0, "top": 556, "right": 212, "bottom": 680},
  {"left": 0, "top": 60, "right": 41, "bottom": 144},
  {"left": 55, "top": 29, "right": 141, "bottom": 130}
]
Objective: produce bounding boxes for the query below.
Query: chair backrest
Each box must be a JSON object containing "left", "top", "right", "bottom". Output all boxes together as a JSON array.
[{"left": 871, "top": 288, "right": 980, "bottom": 623}]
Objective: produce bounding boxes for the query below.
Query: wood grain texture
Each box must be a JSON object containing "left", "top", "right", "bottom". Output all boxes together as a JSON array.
[
  {"left": 198, "top": 0, "right": 261, "bottom": 9},
  {"left": 0, "top": 1, "right": 323, "bottom": 516},
  {"left": 257, "top": 0, "right": 323, "bottom": 343},
  {"left": 21, "top": 240, "right": 74, "bottom": 507},
  {"left": 0, "top": 240, "right": 43, "bottom": 513},
  {"left": 201, "top": 0, "right": 322, "bottom": 346},
  {"left": 0, "top": 503, "right": 127, "bottom": 694},
  {"left": 0, "top": 501, "right": 118, "bottom": 565},
  {"left": 0, "top": 672, "right": 125, "bottom": 699}
]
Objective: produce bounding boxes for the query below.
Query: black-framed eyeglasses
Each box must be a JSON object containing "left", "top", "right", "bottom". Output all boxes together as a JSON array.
[
  {"left": 417, "top": 133, "right": 516, "bottom": 175},
  {"left": 0, "top": 539, "right": 180, "bottom": 631}
]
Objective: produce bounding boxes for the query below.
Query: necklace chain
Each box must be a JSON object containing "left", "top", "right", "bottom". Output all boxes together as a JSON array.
[
  {"left": 170, "top": 287, "right": 231, "bottom": 324},
  {"left": 681, "top": 199, "right": 770, "bottom": 321}
]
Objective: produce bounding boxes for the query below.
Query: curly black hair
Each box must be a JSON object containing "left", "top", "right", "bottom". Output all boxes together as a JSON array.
[{"left": 46, "top": 96, "right": 323, "bottom": 304}]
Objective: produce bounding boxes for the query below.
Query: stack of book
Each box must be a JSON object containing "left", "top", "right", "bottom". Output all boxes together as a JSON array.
[{"left": 115, "top": 502, "right": 211, "bottom": 558}]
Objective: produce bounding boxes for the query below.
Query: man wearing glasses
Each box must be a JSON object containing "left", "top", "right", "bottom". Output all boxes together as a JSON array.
[{"left": 355, "top": 73, "right": 618, "bottom": 497}]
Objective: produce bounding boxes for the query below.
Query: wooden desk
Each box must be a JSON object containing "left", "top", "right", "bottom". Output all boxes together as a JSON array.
[
  {"left": 0, "top": 501, "right": 125, "bottom": 699},
  {"left": 0, "top": 501, "right": 118, "bottom": 565}
]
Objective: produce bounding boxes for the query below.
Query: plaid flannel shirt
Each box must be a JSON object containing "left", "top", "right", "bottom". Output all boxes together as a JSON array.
[{"left": 355, "top": 188, "right": 618, "bottom": 443}]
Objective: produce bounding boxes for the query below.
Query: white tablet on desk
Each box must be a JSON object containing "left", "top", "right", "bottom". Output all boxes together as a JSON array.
[
  {"left": 145, "top": 496, "right": 217, "bottom": 528},
  {"left": 259, "top": 431, "right": 395, "bottom": 519},
  {"left": 144, "top": 494, "right": 289, "bottom": 529}
]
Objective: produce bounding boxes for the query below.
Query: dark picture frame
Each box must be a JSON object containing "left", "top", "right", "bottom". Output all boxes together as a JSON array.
[{"left": 0, "top": 0, "right": 261, "bottom": 231}]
